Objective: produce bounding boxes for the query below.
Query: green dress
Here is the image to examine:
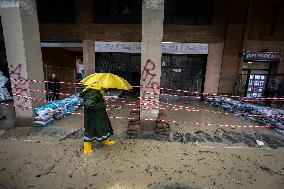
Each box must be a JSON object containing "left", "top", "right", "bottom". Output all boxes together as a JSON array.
[{"left": 79, "top": 89, "right": 113, "bottom": 142}]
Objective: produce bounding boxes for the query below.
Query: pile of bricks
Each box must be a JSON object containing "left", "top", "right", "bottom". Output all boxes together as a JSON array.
[
  {"left": 126, "top": 107, "right": 141, "bottom": 137},
  {"left": 155, "top": 110, "right": 170, "bottom": 135}
]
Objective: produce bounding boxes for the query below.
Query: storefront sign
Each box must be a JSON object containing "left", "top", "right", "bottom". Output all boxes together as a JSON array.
[
  {"left": 95, "top": 42, "right": 208, "bottom": 54},
  {"left": 161, "top": 43, "right": 208, "bottom": 54},
  {"left": 41, "top": 42, "right": 209, "bottom": 54},
  {"left": 95, "top": 42, "right": 141, "bottom": 53},
  {"left": 244, "top": 51, "right": 281, "bottom": 62}
]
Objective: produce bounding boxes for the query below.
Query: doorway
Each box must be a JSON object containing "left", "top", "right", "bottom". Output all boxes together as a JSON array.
[{"left": 242, "top": 61, "right": 279, "bottom": 97}]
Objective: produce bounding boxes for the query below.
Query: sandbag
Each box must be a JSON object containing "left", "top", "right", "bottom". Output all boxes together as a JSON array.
[
  {"left": 205, "top": 96, "right": 284, "bottom": 135},
  {"left": 34, "top": 95, "right": 82, "bottom": 127},
  {"left": 33, "top": 118, "right": 55, "bottom": 127}
]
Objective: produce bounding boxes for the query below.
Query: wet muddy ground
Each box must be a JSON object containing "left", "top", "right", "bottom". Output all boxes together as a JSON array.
[{"left": 0, "top": 99, "right": 284, "bottom": 189}]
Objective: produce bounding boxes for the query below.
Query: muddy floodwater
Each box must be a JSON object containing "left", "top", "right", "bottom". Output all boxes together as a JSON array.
[{"left": 0, "top": 99, "right": 283, "bottom": 189}]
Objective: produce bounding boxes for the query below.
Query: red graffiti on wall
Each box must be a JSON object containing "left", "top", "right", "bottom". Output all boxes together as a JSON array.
[
  {"left": 9, "top": 64, "right": 29, "bottom": 109},
  {"left": 141, "top": 59, "right": 160, "bottom": 102},
  {"left": 141, "top": 59, "right": 156, "bottom": 85}
]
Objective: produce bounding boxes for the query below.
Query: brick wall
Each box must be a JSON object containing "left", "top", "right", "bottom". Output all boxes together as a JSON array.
[
  {"left": 246, "top": 0, "right": 284, "bottom": 41},
  {"left": 2, "top": 0, "right": 282, "bottom": 95},
  {"left": 39, "top": 0, "right": 226, "bottom": 43}
]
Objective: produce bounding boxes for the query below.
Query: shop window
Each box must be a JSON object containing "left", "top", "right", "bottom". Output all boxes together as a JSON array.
[
  {"left": 164, "top": 0, "right": 213, "bottom": 25},
  {"left": 37, "top": 0, "right": 75, "bottom": 23},
  {"left": 94, "top": 0, "right": 142, "bottom": 24}
]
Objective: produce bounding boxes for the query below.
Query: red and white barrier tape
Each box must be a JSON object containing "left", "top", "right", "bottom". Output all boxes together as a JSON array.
[
  {"left": 142, "top": 91, "right": 284, "bottom": 101},
  {"left": 0, "top": 102, "right": 276, "bottom": 129},
  {"left": 9, "top": 93, "right": 284, "bottom": 119},
  {"left": 13, "top": 93, "right": 49, "bottom": 103},
  {"left": 11, "top": 78, "right": 81, "bottom": 85},
  {"left": 0, "top": 102, "right": 33, "bottom": 109},
  {"left": 12, "top": 92, "right": 278, "bottom": 118},
  {"left": 10, "top": 78, "right": 284, "bottom": 101},
  {"left": 11, "top": 86, "right": 73, "bottom": 97}
]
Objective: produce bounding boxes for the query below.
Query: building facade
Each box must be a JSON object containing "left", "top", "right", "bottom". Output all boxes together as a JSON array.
[
  {"left": 0, "top": 0, "right": 283, "bottom": 124},
  {"left": 38, "top": 0, "right": 284, "bottom": 96}
]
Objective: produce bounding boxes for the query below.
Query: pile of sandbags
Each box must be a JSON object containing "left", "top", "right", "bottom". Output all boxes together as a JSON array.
[
  {"left": 34, "top": 95, "right": 82, "bottom": 127},
  {"left": 126, "top": 108, "right": 141, "bottom": 137},
  {"left": 0, "top": 71, "right": 12, "bottom": 102},
  {"left": 0, "top": 87, "right": 11, "bottom": 102},
  {"left": 126, "top": 108, "right": 171, "bottom": 136},
  {"left": 205, "top": 96, "right": 284, "bottom": 135},
  {"left": 155, "top": 110, "right": 170, "bottom": 135}
]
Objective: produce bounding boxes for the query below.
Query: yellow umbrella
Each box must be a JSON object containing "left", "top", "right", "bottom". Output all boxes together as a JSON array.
[{"left": 81, "top": 73, "right": 133, "bottom": 90}]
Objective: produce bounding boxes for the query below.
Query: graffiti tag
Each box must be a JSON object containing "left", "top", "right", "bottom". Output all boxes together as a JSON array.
[
  {"left": 9, "top": 64, "right": 29, "bottom": 109},
  {"left": 141, "top": 59, "right": 160, "bottom": 105}
]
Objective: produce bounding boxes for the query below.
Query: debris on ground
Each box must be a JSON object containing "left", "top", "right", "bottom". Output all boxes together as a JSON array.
[
  {"left": 0, "top": 116, "right": 7, "bottom": 120},
  {"left": 205, "top": 96, "right": 284, "bottom": 135},
  {"left": 59, "top": 128, "right": 84, "bottom": 141},
  {"left": 256, "top": 140, "right": 265, "bottom": 146},
  {"left": 33, "top": 95, "right": 82, "bottom": 127},
  {"left": 130, "top": 130, "right": 284, "bottom": 149}
]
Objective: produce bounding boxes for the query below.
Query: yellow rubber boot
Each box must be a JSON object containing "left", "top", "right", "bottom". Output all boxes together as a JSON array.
[
  {"left": 84, "top": 142, "right": 93, "bottom": 154},
  {"left": 102, "top": 139, "right": 116, "bottom": 145}
]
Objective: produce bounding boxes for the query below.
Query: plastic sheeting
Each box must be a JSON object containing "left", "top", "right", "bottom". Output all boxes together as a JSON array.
[
  {"left": 34, "top": 95, "right": 82, "bottom": 127},
  {"left": 205, "top": 96, "right": 284, "bottom": 135}
]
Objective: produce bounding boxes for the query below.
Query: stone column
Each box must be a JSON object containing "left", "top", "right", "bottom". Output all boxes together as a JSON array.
[
  {"left": 218, "top": 25, "right": 244, "bottom": 94},
  {"left": 140, "top": 0, "right": 164, "bottom": 127},
  {"left": 0, "top": 0, "right": 45, "bottom": 126},
  {"left": 203, "top": 43, "right": 224, "bottom": 95},
  {"left": 83, "top": 40, "right": 95, "bottom": 77}
]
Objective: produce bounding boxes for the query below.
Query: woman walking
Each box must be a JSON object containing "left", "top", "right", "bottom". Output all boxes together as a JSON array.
[
  {"left": 80, "top": 73, "right": 132, "bottom": 154},
  {"left": 80, "top": 84, "right": 116, "bottom": 154}
]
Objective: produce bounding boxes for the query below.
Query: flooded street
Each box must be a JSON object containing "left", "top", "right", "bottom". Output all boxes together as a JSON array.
[
  {"left": 0, "top": 139, "right": 283, "bottom": 189},
  {"left": 0, "top": 99, "right": 283, "bottom": 189}
]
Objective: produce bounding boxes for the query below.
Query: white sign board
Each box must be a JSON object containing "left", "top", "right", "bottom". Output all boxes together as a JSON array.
[
  {"left": 95, "top": 42, "right": 208, "bottom": 54},
  {"left": 161, "top": 43, "right": 208, "bottom": 54},
  {"left": 95, "top": 42, "right": 141, "bottom": 53},
  {"left": 41, "top": 42, "right": 209, "bottom": 54}
]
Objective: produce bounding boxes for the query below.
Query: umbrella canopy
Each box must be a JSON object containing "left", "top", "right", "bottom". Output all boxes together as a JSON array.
[{"left": 81, "top": 73, "right": 133, "bottom": 90}]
